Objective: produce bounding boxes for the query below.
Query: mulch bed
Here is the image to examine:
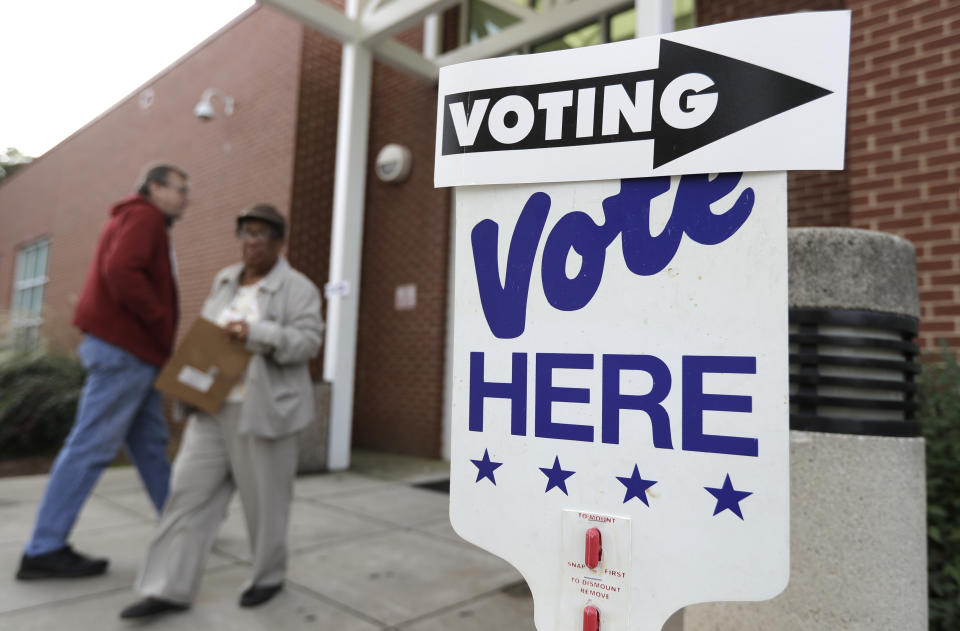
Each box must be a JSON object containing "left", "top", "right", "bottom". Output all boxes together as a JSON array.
[
  {"left": 0, "top": 455, "right": 57, "bottom": 478},
  {"left": 0, "top": 424, "right": 184, "bottom": 479}
]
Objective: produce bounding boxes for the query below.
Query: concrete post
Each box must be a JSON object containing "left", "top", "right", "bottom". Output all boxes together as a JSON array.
[
  {"left": 297, "top": 382, "right": 332, "bottom": 474},
  {"left": 682, "top": 227, "right": 928, "bottom": 630}
]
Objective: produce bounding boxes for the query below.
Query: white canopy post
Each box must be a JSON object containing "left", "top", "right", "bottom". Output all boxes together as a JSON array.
[
  {"left": 323, "top": 0, "right": 373, "bottom": 471},
  {"left": 635, "top": 0, "right": 674, "bottom": 37}
]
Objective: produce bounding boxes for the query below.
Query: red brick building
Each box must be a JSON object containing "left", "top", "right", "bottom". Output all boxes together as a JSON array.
[
  {"left": 0, "top": 7, "right": 304, "bottom": 353},
  {"left": 698, "top": 0, "right": 960, "bottom": 352},
  {"left": 1, "top": 1, "right": 956, "bottom": 461}
]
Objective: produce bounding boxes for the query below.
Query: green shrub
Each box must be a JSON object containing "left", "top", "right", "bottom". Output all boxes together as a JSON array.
[
  {"left": 0, "top": 353, "right": 85, "bottom": 459},
  {"left": 920, "top": 349, "right": 960, "bottom": 630}
]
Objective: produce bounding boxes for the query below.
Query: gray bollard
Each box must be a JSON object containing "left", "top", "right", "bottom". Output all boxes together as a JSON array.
[
  {"left": 296, "top": 382, "right": 332, "bottom": 474},
  {"left": 680, "top": 227, "right": 928, "bottom": 630}
]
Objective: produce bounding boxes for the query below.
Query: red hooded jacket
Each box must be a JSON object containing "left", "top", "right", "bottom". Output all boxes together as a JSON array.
[{"left": 73, "top": 195, "right": 179, "bottom": 367}]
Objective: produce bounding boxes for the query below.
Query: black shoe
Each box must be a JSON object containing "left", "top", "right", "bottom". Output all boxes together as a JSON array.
[
  {"left": 120, "top": 597, "right": 189, "bottom": 619},
  {"left": 16, "top": 546, "right": 109, "bottom": 580},
  {"left": 239, "top": 583, "right": 283, "bottom": 608}
]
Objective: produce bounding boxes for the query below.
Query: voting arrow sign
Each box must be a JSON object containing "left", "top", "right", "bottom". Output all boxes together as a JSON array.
[
  {"left": 650, "top": 39, "right": 833, "bottom": 167},
  {"left": 435, "top": 11, "right": 849, "bottom": 186},
  {"left": 440, "top": 39, "right": 832, "bottom": 168}
]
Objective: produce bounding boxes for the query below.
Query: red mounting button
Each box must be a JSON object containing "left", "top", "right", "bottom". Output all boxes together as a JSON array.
[
  {"left": 585, "top": 527, "right": 602, "bottom": 569},
  {"left": 583, "top": 604, "right": 600, "bottom": 631}
]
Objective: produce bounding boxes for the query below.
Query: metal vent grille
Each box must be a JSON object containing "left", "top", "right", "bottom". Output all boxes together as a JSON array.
[{"left": 789, "top": 308, "right": 921, "bottom": 437}]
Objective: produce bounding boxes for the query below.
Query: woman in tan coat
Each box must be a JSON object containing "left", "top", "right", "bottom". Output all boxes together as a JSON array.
[{"left": 121, "top": 204, "right": 323, "bottom": 618}]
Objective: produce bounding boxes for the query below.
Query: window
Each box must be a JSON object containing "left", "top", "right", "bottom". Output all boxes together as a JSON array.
[
  {"left": 674, "top": 0, "right": 696, "bottom": 31},
  {"left": 10, "top": 239, "right": 49, "bottom": 353},
  {"left": 605, "top": 1, "right": 697, "bottom": 45},
  {"left": 467, "top": 0, "right": 522, "bottom": 43},
  {"left": 532, "top": 21, "right": 603, "bottom": 53},
  {"left": 467, "top": 0, "right": 696, "bottom": 52},
  {"left": 609, "top": 8, "right": 639, "bottom": 42}
]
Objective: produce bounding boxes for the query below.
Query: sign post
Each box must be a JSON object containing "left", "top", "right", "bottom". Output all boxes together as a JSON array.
[{"left": 436, "top": 12, "right": 850, "bottom": 631}]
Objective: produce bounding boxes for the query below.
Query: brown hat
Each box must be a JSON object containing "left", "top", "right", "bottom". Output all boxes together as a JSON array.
[{"left": 236, "top": 203, "right": 286, "bottom": 238}]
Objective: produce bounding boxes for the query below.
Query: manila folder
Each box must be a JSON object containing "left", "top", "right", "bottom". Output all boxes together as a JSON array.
[{"left": 155, "top": 317, "right": 252, "bottom": 414}]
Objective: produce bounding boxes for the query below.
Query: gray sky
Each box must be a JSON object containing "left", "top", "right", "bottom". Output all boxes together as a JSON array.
[{"left": 1, "top": 0, "right": 255, "bottom": 157}]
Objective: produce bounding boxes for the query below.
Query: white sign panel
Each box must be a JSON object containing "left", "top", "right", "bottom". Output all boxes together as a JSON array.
[
  {"left": 441, "top": 11, "right": 849, "bottom": 631},
  {"left": 435, "top": 11, "right": 850, "bottom": 187},
  {"left": 449, "top": 172, "right": 789, "bottom": 631}
]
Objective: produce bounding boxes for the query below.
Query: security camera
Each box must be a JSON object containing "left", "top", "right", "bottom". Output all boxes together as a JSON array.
[
  {"left": 194, "top": 100, "right": 216, "bottom": 121},
  {"left": 193, "top": 88, "right": 234, "bottom": 121}
]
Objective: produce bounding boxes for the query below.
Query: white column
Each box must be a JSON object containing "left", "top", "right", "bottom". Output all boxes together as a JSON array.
[
  {"left": 634, "top": 0, "right": 674, "bottom": 37},
  {"left": 441, "top": 188, "right": 457, "bottom": 460},
  {"left": 423, "top": 12, "right": 441, "bottom": 59},
  {"left": 324, "top": 0, "right": 373, "bottom": 470}
]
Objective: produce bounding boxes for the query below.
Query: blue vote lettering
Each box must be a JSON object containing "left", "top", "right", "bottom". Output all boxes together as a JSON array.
[{"left": 471, "top": 174, "right": 754, "bottom": 338}]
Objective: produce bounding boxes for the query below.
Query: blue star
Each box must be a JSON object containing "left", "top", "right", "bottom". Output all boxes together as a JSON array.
[
  {"left": 705, "top": 474, "right": 753, "bottom": 520},
  {"left": 470, "top": 449, "right": 503, "bottom": 485},
  {"left": 539, "top": 456, "right": 575, "bottom": 495},
  {"left": 616, "top": 465, "right": 657, "bottom": 505}
]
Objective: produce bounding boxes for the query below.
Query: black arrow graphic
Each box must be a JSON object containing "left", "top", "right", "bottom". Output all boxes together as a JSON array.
[
  {"left": 651, "top": 39, "right": 833, "bottom": 167},
  {"left": 440, "top": 40, "right": 833, "bottom": 166}
]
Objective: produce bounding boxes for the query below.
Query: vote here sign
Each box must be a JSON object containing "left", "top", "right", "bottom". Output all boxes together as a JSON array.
[{"left": 437, "top": 11, "right": 849, "bottom": 631}]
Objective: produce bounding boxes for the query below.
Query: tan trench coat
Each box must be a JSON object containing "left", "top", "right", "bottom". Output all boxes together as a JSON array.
[{"left": 200, "top": 256, "right": 323, "bottom": 437}]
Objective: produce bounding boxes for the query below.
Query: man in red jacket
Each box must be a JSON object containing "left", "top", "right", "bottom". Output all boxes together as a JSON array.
[{"left": 16, "top": 164, "right": 189, "bottom": 580}]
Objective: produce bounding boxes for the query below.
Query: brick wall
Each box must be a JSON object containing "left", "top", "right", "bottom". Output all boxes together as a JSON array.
[
  {"left": 698, "top": 0, "right": 960, "bottom": 353},
  {"left": 287, "top": 28, "right": 342, "bottom": 380},
  {"left": 0, "top": 6, "right": 303, "bottom": 353},
  {"left": 845, "top": 0, "right": 959, "bottom": 352},
  {"left": 697, "top": 0, "right": 850, "bottom": 231},
  {"left": 350, "top": 49, "right": 451, "bottom": 458}
]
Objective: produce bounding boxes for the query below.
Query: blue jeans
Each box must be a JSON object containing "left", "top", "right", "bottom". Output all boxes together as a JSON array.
[{"left": 25, "top": 335, "right": 171, "bottom": 556}]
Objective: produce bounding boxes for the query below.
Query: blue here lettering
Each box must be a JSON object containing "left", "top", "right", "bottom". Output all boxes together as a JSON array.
[{"left": 468, "top": 351, "right": 758, "bottom": 457}]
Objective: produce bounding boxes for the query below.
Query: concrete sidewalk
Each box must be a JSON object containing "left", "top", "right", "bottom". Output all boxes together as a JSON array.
[{"left": 0, "top": 451, "right": 535, "bottom": 630}]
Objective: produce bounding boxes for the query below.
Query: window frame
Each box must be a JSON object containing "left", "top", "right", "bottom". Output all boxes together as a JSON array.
[
  {"left": 9, "top": 237, "right": 51, "bottom": 353},
  {"left": 463, "top": 0, "right": 697, "bottom": 54}
]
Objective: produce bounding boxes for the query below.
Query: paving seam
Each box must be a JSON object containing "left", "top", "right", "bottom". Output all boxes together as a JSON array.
[
  {"left": 389, "top": 579, "right": 530, "bottom": 629},
  {"left": 90, "top": 493, "right": 160, "bottom": 522},
  {"left": 283, "top": 578, "right": 391, "bottom": 627},
  {"left": 297, "top": 497, "right": 441, "bottom": 531}
]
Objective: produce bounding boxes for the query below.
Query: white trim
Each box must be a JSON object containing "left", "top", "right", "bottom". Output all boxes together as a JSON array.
[
  {"left": 375, "top": 39, "right": 439, "bottom": 81},
  {"left": 260, "top": 0, "right": 360, "bottom": 43},
  {"left": 361, "top": 0, "right": 386, "bottom": 19},
  {"left": 10, "top": 317, "right": 43, "bottom": 327},
  {"left": 634, "top": 0, "right": 674, "bottom": 37},
  {"left": 360, "top": 0, "right": 460, "bottom": 45},
  {"left": 13, "top": 276, "right": 48, "bottom": 291},
  {"left": 261, "top": 0, "right": 439, "bottom": 81}
]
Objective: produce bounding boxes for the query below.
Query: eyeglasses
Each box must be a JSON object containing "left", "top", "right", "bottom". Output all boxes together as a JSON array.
[
  {"left": 166, "top": 183, "right": 189, "bottom": 196},
  {"left": 236, "top": 228, "right": 277, "bottom": 242}
]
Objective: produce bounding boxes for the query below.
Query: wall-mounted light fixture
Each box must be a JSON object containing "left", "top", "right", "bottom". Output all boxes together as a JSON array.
[
  {"left": 193, "top": 88, "right": 235, "bottom": 121},
  {"left": 375, "top": 144, "right": 412, "bottom": 183}
]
